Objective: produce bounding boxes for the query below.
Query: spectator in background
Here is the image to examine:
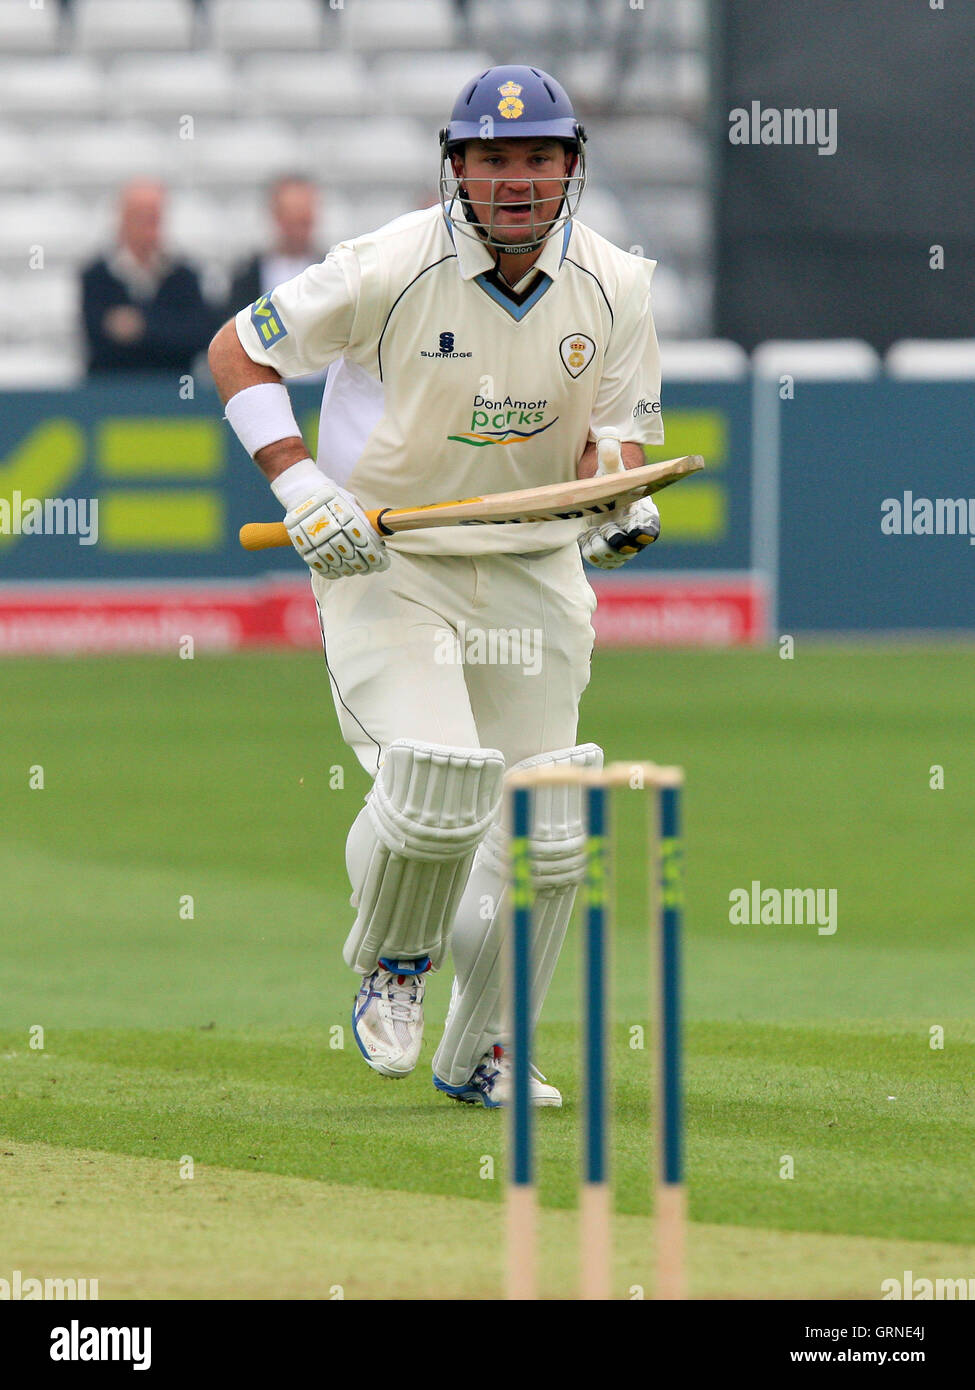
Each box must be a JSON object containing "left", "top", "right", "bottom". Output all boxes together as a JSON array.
[
  {"left": 226, "top": 176, "right": 325, "bottom": 312},
  {"left": 81, "top": 179, "right": 214, "bottom": 377}
]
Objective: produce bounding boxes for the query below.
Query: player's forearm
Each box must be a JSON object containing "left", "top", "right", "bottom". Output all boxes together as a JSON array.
[
  {"left": 577, "top": 440, "right": 645, "bottom": 478},
  {"left": 209, "top": 320, "right": 310, "bottom": 482}
]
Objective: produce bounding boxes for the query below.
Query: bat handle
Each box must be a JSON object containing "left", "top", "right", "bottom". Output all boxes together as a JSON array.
[
  {"left": 238, "top": 508, "right": 394, "bottom": 551},
  {"left": 238, "top": 522, "right": 290, "bottom": 551},
  {"left": 366, "top": 508, "right": 393, "bottom": 536}
]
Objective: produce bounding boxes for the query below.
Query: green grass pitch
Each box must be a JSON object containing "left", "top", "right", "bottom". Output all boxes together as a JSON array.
[{"left": 2, "top": 646, "right": 973, "bottom": 1299}]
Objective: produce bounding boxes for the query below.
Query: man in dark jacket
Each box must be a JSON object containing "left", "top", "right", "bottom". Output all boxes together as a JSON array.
[{"left": 81, "top": 179, "right": 214, "bottom": 376}]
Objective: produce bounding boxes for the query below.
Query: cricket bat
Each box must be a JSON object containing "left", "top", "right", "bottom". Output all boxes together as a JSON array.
[{"left": 238, "top": 454, "right": 704, "bottom": 551}]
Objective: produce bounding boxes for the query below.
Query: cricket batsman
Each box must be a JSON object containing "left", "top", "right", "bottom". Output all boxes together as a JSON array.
[{"left": 209, "top": 65, "right": 665, "bottom": 1107}]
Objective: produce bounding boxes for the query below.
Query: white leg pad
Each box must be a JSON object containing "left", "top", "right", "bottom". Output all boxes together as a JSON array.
[
  {"left": 343, "top": 739, "right": 505, "bottom": 974},
  {"left": 432, "top": 742, "right": 603, "bottom": 1086}
]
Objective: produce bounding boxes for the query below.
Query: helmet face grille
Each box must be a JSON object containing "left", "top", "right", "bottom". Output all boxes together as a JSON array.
[{"left": 439, "top": 151, "right": 587, "bottom": 255}]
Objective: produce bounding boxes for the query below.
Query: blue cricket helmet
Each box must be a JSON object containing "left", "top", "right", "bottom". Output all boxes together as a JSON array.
[
  {"left": 438, "top": 65, "right": 588, "bottom": 254},
  {"left": 440, "top": 64, "right": 586, "bottom": 149}
]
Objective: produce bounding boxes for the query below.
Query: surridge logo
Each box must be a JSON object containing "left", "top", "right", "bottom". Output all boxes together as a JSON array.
[
  {"left": 448, "top": 392, "right": 558, "bottom": 448},
  {"left": 420, "top": 329, "right": 472, "bottom": 360}
]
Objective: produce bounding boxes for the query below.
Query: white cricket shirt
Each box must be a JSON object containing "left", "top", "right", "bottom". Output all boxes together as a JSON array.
[{"left": 234, "top": 203, "right": 664, "bottom": 555}]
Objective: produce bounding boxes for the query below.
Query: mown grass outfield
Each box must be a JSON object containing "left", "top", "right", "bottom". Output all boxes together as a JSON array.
[{"left": 2, "top": 647, "right": 974, "bottom": 1299}]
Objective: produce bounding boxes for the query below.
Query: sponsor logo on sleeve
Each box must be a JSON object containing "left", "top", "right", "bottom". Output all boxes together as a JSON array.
[
  {"left": 250, "top": 293, "right": 288, "bottom": 347},
  {"left": 633, "top": 398, "right": 662, "bottom": 417}
]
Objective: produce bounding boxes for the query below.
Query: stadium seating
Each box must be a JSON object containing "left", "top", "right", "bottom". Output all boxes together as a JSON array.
[
  {"left": 751, "top": 341, "right": 882, "bottom": 380},
  {"left": 109, "top": 54, "right": 240, "bottom": 118},
  {"left": 73, "top": 0, "right": 197, "bottom": 53},
  {"left": 372, "top": 54, "right": 496, "bottom": 118},
  {"left": 0, "top": 0, "right": 61, "bottom": 53},
  {"left": 344, "top": 0, "right": 454, "bottom": 52},
  {"left": 0, "top": 0, "right": 718, "bottom": 380},
  {"left": 885, "top": 340, "right": 975, "bottom": 379},
  {"left": 240, "top": 53, "right": 370, "bottom": 117},
  {"left": 208, "top": 0, "right": 325, "bottom": 54},
  {"left": 0, "top": 194, "right": 103, "bottom": 263},
  {"left": 0, "top": 57, "right": 103, "bottom": 118},
  {"left": 659, "top": 340, "right": 750, "bottom": 381}
]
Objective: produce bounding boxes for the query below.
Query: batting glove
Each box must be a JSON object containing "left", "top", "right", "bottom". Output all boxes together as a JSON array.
[
  {"left": 579, "top": 495, "right": 661, "bottom": 569},
  {"left": 272, "top": 459, "right": 390, "bottom": 579}
]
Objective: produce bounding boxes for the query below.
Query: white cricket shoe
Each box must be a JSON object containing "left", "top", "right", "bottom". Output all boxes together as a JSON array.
[
  {"left": 433, "top": 1045, "right": 562, "bottom": 1108},
  {"left": 352, "top": 956, "right": 430, "bottom": 1078}
]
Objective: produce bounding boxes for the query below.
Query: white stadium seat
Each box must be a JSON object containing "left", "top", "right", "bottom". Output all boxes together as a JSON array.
[
  {"left": 240, "top": 53, "right": 369, "bottom": 118},
  {"left": 73, "top": 0, "right": 196, "bottom": 52},
  {"left": 173, "top": 120, "right": 309, "bottom": 186},
  {"left": 0, "top": 269, "right": 79, "bottom": 339},
  {"left": 0, "top": 59, "right": 103, "bottom": 119},
  {"left": 109, "top": 55, "right": 239, "bottom": 118},
  {"left": 573, "top": 185, "right": 629, "bottom": 248},
  {"left": 344, "top": 0, "right": 454, "bottom": 51},
  {"left": 468, "top": 0, "right": 559, "bottom": 46},
  {"left": 0, "top": 345, "right": 82, "bottom": 388},
  {"left": 0, "top": 0, "right": 60, "bottom": 54},
  {"left": 37, "top": 122, "right": 181, "bottom": 188},
  {"left": 631, "top": 189, "right": 712, "bottom": 261},
  {"left": 885, "top": 340, "right": 975, "bottom": 380},
  {"left": 208, "top": 0, "right": 324, "bottom": 53},
  {"left": 304, "top": 119, "right": 430, "bottom": 186},
  {"left": 324, "top": 192, "right": 432, "bottom": 247},
  {"left": 0, "top": 125, "right": 41, "bottom": 189},
  {"left": 0, "top": 194, "right": 103, "bottom": 264},
  {"left": 659, "top": 339, "right": 749, "bottom": 381},
  {"left": 593, "top": 118, "right": 708, "bottom": 182},
  {"left": 752, "top": 340, "right": 881, "bottom": 380},
  {"left": 618, "top": 53, "right": 709, "bottom": 115},
  {"left": 372, "top": 54, "right": 494, "bottom": 118},
  {"left": 167, "top": 191, "right": 264, "bottom": 261}
]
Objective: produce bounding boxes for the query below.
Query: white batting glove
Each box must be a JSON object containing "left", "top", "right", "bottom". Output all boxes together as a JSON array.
[
  {"left": 272, "top": 459, "right": 390, "bottom": 579},
  {"left": 579, "top": 495, "right": 661, "bottom": 569}
]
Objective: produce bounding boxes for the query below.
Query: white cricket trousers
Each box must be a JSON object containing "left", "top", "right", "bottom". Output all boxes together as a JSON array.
[{"left": 311, "top": 544, "right": 597, "bottom": 775}]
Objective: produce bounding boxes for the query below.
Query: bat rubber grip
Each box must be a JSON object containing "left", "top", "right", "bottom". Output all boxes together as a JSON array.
[{"left": 239, "top": 522, "right": 290, "bottom": 551}]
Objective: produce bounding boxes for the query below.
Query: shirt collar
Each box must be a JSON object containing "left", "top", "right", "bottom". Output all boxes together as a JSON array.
[{"left": 445, "top": 201, "right": 572, "bottom": 285}]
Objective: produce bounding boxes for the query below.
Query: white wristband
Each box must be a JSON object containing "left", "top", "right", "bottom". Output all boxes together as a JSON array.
[
  {"left": 224, "top": 382, "right": 302, "bottom": 459},
  {"left": 270, "top": 457, "right": 330, "bottom": 511}
]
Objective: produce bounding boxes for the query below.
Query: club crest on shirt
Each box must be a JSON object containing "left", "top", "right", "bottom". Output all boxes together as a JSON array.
[{"left": 559, "top": 333, "right": 596, "bottom": 378}]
